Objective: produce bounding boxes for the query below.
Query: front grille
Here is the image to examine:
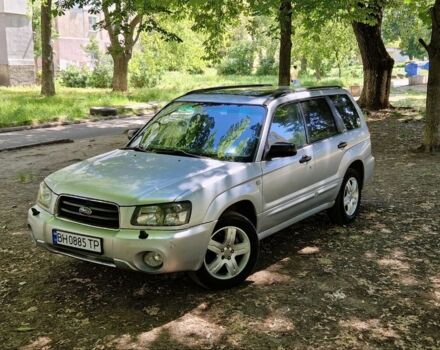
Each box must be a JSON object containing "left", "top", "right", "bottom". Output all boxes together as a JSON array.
[{"left": 57, "top": 196, "right": 119, "bottom": 229}]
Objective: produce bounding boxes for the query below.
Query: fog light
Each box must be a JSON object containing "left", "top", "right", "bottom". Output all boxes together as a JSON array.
[{"left": 143, "top": 251, "right": 164, "bottom": 268}]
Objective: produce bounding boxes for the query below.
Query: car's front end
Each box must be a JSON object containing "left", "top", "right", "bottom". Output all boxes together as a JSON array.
[
  {"left": 28, "top": 98, "right": 267, "bottom": 275},
  {"left": 28, "top": 193, "right": 215, "bottom": 273}
]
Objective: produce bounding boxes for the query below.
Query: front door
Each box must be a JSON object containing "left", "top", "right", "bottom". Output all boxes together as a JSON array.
[{"left": 260, "top": 102, "right": 315, "bottom": 233}]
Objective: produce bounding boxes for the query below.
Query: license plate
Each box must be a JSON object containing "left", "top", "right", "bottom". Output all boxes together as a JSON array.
[{"left": 52, "top": 230, "right": 103, "bottom": 254}]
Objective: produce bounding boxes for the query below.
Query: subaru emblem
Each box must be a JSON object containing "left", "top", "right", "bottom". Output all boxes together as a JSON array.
[{"left": 79, "top": 206, "right": 93, "bottom": 216}]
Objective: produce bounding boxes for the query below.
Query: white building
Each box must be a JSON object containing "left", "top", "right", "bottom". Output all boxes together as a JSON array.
[{"left": 0, "top": 0, "right": 35, "bottom": 86}]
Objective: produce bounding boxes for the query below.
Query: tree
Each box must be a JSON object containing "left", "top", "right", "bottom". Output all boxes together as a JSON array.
[
  {"left": 40, "top": 0, "right": 55, "bottom": 96},
  {"left": 352, "top": 2, "right": 394, "bottom": 110},
  {"left": 60, "top": 0, "right": 178, "bottom": 92},
  {"left": 419, "top": 0, "right": 440, "bottom": 151},
  {"left": 278, "top": 0, "right": 292, "bottom": 85},
  {"left": 293, "top": 18, "right": 358, "bottom": 80},
  {"left": 189, "top": 0, "right": 294, "bottom": 85},
  {"left": 383, "top": 6, "right": 430, "bottom": 60}
]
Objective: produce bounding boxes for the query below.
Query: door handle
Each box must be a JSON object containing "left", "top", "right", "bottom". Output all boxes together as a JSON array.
[
  {"left": 299, "top": 155, "right": 312, "bottom": 164},
  {"left": 338, "top": 142, "right": 348, "bottom": 149}
]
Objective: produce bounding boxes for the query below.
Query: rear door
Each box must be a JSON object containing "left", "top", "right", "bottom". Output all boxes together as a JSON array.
[
  {"left": 299, "top": 97, "right": 347, "bottom": 204},
  {"left": 260, "top": 102, "right": 315, "bottom": 233},
  {"left": 328, "top": 94, "right": 364, "bottom": 145}
]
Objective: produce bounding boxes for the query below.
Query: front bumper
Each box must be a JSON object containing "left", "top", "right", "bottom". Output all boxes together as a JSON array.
[{"left": 28, "top": 205, "right": 216, "bottom": 273}]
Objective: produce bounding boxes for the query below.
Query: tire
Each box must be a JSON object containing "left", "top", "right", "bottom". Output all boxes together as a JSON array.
[
  {"left": 189, "top": 212, "right": 259, "bottom": 290},
  {"left": 328, "top": 168, "right": 362, "bottom": 225}
]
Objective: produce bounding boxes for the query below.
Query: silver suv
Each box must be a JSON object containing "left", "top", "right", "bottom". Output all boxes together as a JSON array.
[{"left": 28, "top": 85, "right": 374, "bottom": 289}]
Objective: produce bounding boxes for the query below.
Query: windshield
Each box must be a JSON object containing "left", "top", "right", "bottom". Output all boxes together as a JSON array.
[{"left": 130, "top": 102, "right": 266, "bottom": 162}]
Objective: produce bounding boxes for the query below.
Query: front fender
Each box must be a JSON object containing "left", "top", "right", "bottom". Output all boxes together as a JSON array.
[{"left": 202, "top": 179, "right": 262, "bottom": 224}]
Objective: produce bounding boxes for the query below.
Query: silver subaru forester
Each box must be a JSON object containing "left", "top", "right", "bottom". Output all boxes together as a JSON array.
[{"left": 28, "top": 85, "right": 374, "bottom": 289}]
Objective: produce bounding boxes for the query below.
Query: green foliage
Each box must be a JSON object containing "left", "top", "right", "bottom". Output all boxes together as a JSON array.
[
  {"left": 59, "top": 66, "right": 89, "bottom": 88},
  {"left": 383, "top": 5, "right": 431, "bottom": 60},
  {"left": 83, "top": 37, "right": 113, "bottom": 88},
  {"left": 59, "top": 64, "right": 112, "bottom": 89},
  {"left": 129, "top": 53, "right": 164, "bottom": 88},
  {"left": 293, "top": 19, "right": 358, "bottom": 80},
  {"left": 30, "top": 0, "right": 42, "bottom": 59},
  {"left": 256, "top": 56, "right": 278, "bottom": 75},
  {"left": 133, "top": 19, "right": 207, "bottom": 76},
  {"left": 88, "top": 64, "right": 113, "bottom": 88},
  {"left": 218, "top": 41, "right": 255, "bottom": 75}
]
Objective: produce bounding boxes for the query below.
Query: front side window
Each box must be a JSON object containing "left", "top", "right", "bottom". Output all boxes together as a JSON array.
[
  {"left": 301, "top": 98, "right": 338, "bottom": 143},
  {"left": 130, "top": 102, "right": 266, "bottom": 162},
  {"left": 329, "top": 94, "right": 362, "bottom": 130},
  {"left": 269, "top": 103, "right": 307, "bottom": 148}
]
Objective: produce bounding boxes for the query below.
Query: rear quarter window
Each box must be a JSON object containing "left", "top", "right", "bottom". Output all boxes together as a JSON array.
[{"left": 330, "top": 95, "right": 362, "bottom": 130}]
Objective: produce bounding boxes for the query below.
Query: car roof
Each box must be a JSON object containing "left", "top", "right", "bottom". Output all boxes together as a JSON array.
[{"left": 175, "top": 85, "right": 349, "bottom": 106}]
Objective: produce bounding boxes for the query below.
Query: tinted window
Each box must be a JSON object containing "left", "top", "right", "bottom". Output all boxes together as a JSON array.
[
  {"left": 330, "top": 95, "right": 361, "bottom": 130},
  {"left": 269, "top": 103, "right": 306, "bottom": 148},
  {"left": 301, "top": 98, "right": 338, "bottom": 143},
  {"left": 131, "top": 102, "right": 265, "bottom": 162}
]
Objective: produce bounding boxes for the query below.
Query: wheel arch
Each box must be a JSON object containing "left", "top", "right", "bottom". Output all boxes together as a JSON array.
[
  {"left": 219, "top": 200, "right": 257, "bottom": 228},
  {"left": 347, "top": 160, "right": 365, "bottom": 188}
]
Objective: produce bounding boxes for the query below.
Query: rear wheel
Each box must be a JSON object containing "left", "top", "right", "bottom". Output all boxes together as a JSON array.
[
  {"left": 328, "top": 168, "right": 362, "bottom": 225},
  {"left": 189, "top": 212, "right": 259, "bottom": 289}
]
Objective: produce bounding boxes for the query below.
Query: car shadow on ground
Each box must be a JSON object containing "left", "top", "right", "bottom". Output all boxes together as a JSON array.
[{"left": 36, "top": 210, "right": 362, "bottom": 348}]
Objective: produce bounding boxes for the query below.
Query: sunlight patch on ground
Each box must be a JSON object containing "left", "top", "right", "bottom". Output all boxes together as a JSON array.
[
  {"left": 248, "top": 270, "right": 291, "bottom": 285},
  {"left": 248, "top": 258, "right": 292, "bottom": 285},
  {"left": 339, "top": 318, "right": 399, "bottom": 340},
  {"left": 104, "top": 303, "right": 225, "bottom": 349},
  {"left": 249, "top": 310, "right": 295, "bottom": 334},
  {"left": 297, "top": 246, "right": 320, "bottom": 255},
  {"left": 19, "top": 336, "right": 52, "bottom": 350}
]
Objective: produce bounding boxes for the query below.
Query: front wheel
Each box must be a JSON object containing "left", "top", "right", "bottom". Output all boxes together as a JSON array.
[
  {"left": 328, "top": 168, "right": 362, "bottom": 225},
  {"left": 189, "top": 212, "right": 259, "bottom": 289}
]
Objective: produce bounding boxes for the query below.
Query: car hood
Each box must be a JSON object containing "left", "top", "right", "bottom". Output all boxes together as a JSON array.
[{"left": 45, "top": 149, "right": 246, "bottom": 206}]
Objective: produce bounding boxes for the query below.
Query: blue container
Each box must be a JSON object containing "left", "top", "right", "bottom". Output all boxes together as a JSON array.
[
  {"left": 422, "top": 62, "right": 430, "bottom": 70},
  {"left": 405, "top": 62, "right": 419, "bottom": 77}
]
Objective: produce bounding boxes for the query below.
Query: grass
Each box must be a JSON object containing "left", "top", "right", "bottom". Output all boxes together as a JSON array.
[
  {"left": 15, "top": 171, "right": 36, "bottom": 183},
  {"left": 0, "top": 70, "right": 277, "bottom": 128},
  {"left": 0, "top": 68, "right": 425, "bottom": 128},
  {"left": 390, "top": 87, "right": 427, "bottom": 111}
]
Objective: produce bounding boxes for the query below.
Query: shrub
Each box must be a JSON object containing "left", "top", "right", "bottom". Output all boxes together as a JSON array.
[
  {"left": 88, "top": 64, "right": 112, "bottom": 88},
  {"left": 256, "top": 56, "right": 277, "bottom": 76},
  {"left": 129, "top": 54, "right": 164, "bottom": 88},
  {"left": 59, "top": 65, "right": 89, "bottom": 88},
  {"left": 217, "top": 42, "right": 255, "bottom": 75}
]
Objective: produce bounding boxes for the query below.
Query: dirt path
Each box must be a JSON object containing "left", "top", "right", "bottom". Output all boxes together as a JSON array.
[{"left": 0, "top": 111, "right": 439, "bottom": 350}]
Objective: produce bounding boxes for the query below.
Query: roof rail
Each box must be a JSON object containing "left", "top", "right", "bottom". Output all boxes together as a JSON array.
[
  {"left": 183, "top": 84, "right": 273, "bottom": 96},
  {"left": 306, "top": 85, "right": 342, "bottom": 90}
]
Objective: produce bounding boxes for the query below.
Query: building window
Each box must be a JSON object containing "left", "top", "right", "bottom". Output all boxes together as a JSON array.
[{"left": 89, "top": 16, "right": 98, "bottom": 32}]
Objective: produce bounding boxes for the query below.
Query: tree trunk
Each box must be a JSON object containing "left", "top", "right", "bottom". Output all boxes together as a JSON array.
[
  {"left": 352, "top": 8, "right": 394, "bottom": 110},
  {"left": 420, "top": 0, "right": 440, "bottom": 152},
  {"left": 278, "top": 0, "right": 292, "bottom": 86},
  {"left": 41, "top": 0, "right": 55, "bottom": 96},
  {"left": 112, "top": 54, "right": 129, "bottom": 92}
]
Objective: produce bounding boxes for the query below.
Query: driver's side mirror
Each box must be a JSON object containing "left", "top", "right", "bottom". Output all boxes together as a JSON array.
[
  {"left": 127, "top": 128, "right": 140, "bottom": 140},
  {"left": 265, "top": 142, "right": 297, "bottom": 160}
]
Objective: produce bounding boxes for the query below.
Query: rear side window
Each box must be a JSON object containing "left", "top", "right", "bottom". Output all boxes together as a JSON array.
[
  {"left": 330, "top": 95, "right": 361, "bottom": 130},
  {"left": 300, "top": 98, "right": 338, "bottom": 143},
  {"left": 269, "top": 103, "right": 307, "bottom": 148}
]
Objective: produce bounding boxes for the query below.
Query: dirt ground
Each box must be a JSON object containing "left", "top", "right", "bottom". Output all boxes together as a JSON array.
[{"left": 0, "top": 109, "right": 439, "bottom": 350}]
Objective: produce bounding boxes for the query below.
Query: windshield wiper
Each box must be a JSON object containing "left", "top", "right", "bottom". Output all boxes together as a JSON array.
[
  {"left": 145, "top": 147, "right": 205, "bottom": 158},
  {"left": 120, "top": 146, "right": 146, "bottom": 152}
]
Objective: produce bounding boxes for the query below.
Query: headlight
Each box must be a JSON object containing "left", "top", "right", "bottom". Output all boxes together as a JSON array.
[
  {"left": 131, "top": 202, "right": 192, "bottom": 226},
  {"left": 37, "top": 182, "right": 53, "bottom": 210}
]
